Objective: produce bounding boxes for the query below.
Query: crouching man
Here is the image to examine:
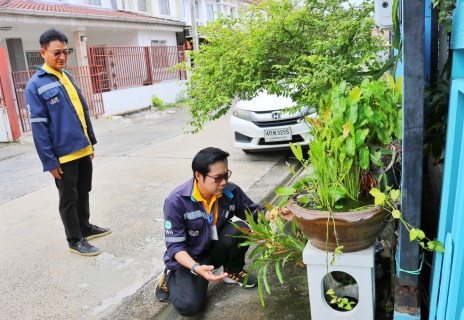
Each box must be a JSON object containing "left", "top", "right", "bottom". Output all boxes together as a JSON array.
[{"left": 155, "top": 147, "right": 291, "bottom": 316}]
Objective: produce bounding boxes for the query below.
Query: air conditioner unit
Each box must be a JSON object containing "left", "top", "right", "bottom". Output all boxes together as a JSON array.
[{"left": 374, "top": 0, "right": 394, "bottom": 30}]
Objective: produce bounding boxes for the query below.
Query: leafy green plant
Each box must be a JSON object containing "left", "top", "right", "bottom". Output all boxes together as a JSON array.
[
  {"left": 282, "top": 76, "right": 403, "bottom": 209},
  {"left": 175, "top": 91, "right": 191, "bottom": 104},
  {"left": 185, "top": 0, "right": 388, "bottom": 132},
  {"left": 432, "top": 0, "right": 456, "bottom": 34},
  {"left": 151, "top": 94, "right": 164, "bottom": 109},
  {"left": 232, "top": 209, "right": 307, "bottom": 307},
  {"left": 370, "top": 187, "right": 445, "bottom": 253}
]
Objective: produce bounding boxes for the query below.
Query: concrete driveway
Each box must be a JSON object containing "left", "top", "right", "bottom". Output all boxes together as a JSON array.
[{"left": 0, "top": 106, "right": 298, "bottom": 320}]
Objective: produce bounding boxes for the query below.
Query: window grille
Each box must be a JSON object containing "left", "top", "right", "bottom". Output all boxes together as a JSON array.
[
  {"left": 138, "top": 0, "right": 147, "bottom": 12},
  {"left": 82, "top": 0, "right": 101, "bottom": 5},
  {"left": 26, "top": 51, "right": 44, "bottom": 71},
  {"left": 159, "top": 0, "right": 170, "bottom": 15},
  {"left": 206, "top": 4, "right": 214, "bottom": 21},
  {"left": 151, "top": 40, "right": 167, "bottom": 46}
]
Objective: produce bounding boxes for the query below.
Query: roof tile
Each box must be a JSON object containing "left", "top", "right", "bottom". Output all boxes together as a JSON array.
[{"left": 0, "top": 0, "right": 178, "bottom": 22}]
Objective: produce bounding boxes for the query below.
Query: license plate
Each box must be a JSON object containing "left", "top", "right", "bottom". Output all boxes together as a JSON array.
[{"left": 264, "top": 128, "right": 292, "bottom": 142}]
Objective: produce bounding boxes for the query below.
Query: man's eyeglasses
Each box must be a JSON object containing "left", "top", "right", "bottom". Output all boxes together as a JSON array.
[
  {"left": 44, "top": 48, "right": 71, "bottom": 57},
  {"left": 206, "top": 170, "right": 232, "bottom": 183}
]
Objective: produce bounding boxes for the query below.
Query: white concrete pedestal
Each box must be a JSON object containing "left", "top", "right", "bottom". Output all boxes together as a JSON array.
[{"left": 303, "top": 242, "right": 375, "bottom": 320}]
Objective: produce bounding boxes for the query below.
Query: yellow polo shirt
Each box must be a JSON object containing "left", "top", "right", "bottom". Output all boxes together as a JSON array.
[
  {"left": 192, "top": 179, "right": 222, "bottom": 225},
  {"left": 42, "top": 64, "right": 93, "bottom": 163}
]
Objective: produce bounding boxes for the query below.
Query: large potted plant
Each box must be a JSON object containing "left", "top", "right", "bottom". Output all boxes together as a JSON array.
[
  {"left": 236, "top": 76, "right": 444, "bottom": 310},
  {"left": 280, "top": 76, "right": 403, "bottom": 253}
]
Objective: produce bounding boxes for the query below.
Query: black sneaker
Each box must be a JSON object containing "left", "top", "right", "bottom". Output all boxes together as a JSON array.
[
  {"left": 223, "top": 270, "right": 257, "bottom": 288},
  {"left": 85, "top": 225, "right": 112, "bottom": 240},
  {"left": 155, "top": 268, "right": 170, "bottom": 302},
  {"left": 69, "top": 239, "right": 100, "bottom": 256}
]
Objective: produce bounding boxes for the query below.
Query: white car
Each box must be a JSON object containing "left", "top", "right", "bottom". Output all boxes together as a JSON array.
[{"left": 230, "top": 92, "right": 317, "bottom": 153}]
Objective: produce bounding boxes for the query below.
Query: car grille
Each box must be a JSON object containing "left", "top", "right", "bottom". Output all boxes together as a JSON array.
[
  {"left": 252, "top": 117, "right": 303, "bottom": 128},
  {"left": 235, "top": 132, "right": 252, "bottom": 143},
  {"left": 258, "top": 134, "right": 305, "bottom": 145}
]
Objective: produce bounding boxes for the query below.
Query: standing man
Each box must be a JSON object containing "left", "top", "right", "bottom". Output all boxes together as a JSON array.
[
  {"left": 26, "top": 28, "right": 111, "bottom": 256},
  {"left": 155, "top": 147, "right": 292, "bottom": 316}
]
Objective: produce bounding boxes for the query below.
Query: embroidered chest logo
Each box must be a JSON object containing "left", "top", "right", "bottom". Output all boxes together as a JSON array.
[
  {"left": 189, "top": 230, "right": 199, "bottom": 237},
  {"left": 50, "top": 97, "right": 59, "bottom": 105}
]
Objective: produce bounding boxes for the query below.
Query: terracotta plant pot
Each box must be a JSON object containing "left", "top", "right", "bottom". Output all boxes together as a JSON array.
[{"left": 286, "top": 199, "right": 390, "bottom": 253}]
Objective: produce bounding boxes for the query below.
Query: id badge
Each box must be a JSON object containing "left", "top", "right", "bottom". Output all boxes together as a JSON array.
[{"left": 210, "top": 225, "right": 219, "bottom": 240}]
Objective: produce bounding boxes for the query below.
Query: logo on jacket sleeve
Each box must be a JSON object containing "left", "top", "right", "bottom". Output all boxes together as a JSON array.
[
  {"left": 50, "top": 97, "right": 59, "bottom": 105},
  {"left": 188, "top": 230, "right": 199, "bottom": 237},
  {"left": 165, "top": 220, "right": 172, "bottom": 229}
]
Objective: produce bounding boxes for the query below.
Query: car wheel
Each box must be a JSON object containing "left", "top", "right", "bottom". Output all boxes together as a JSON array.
[{"left": 242, "top": 149, "right": 252, "bottom": 154}]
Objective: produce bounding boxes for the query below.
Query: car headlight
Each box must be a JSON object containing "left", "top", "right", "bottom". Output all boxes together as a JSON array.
[{"left": 232, "top": 106, "right": 252, "bottom": 121}]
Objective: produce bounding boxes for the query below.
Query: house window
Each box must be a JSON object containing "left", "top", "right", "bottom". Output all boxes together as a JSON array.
[
  {"left": 230, "top": 8, "right": 234, "bottom": 17},
  {"left": 138, "top": 0, "right": 147, "bottom": 11},
  {"left": 159, "top": 0, "right": 170, "bottom": 14},
  {"left": 82, "top": 0, "right": 101, "bottom": 5},
  {"left": 195, "top": 1, "right": 199, "bottom": 19},
  {"left": 26, "top": 51, "right": 44, "bottom": 71},
  {"left": 122, "top": 0, "right": 126, "bottom": 9},
  {"left": 151, "top": 40, "right": 167, "bottom": 46},
  {"left": 206, "top": 4, "right": 214, "bottom": 21}
]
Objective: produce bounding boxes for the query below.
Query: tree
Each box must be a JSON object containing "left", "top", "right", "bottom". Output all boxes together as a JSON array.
[{"left": 186, "top": 0, "right": 388, "bottom": 132}]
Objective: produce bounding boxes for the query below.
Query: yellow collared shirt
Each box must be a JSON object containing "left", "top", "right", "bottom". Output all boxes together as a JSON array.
[
  {"left": 192, "top": 179, "right": 222, "bottom": 225},
  {"left": 42, "top": 64, "right": 93, "bottom": 163}
]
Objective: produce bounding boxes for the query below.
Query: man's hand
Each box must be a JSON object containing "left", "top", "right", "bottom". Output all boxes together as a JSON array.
[
  {"left": 280, "top": 207, "right": 294, "bottom": 221},
  {"left": 49, "top": 167, "right": 63, "bottom": 179},
  {"left": 195, "top": 264, "right": 228, "bottom": 282},
  {"left": 264, "top": 206, "right": 294, "bottom": 222},
  {"left": 90, "top": 153, "right": 94, "bottom": 160}
]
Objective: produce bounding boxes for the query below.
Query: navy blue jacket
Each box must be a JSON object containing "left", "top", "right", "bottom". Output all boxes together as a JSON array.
[
  {"left": 25, "top": 66, "right": 97, "bottom": 172},
  {"left": 163, "top": 178, "right": 266, "bottom": 270}
]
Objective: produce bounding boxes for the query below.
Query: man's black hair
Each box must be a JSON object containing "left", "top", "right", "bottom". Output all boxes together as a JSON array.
[
  {"left": 39, "top": 28, "right": 68, "bottom": 47},
  {"left": 192, "top": 147, "right": 230, "bottom": 179}
]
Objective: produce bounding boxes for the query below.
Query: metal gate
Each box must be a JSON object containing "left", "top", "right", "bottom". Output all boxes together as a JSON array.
[{"left": 11, "top": 65, "right": 105, "bottom": 132}]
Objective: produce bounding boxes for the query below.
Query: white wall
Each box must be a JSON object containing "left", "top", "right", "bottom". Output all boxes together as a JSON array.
[
  {"left": 137, "top": 30, "right": 177, "bottom": 46},
  {"left": 88, "top": 30, "right": 140, "bottom": 47},
  {"left": 102, "top": 80, "right": 187, "bottom": 115}
]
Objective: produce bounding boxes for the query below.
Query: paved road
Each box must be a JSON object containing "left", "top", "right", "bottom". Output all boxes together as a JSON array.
[{"left": 0, "top": 106, "right": 297, "bottom": 319}]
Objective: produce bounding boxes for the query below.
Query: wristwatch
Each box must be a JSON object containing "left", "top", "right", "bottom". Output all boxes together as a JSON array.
[{"left": 191, "top": 262, "right": 200, "bottom": 275}]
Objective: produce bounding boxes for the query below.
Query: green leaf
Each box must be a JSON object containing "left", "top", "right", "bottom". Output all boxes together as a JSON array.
[
  {"left": 359, "top": 146, "right": 369, "bottom": 170},
  {"left": 275, "top": 187, "right": 296, "bottom": 196},
  {"left": 391, "top": 189, "right": 400, "bottom": 201},
  {"left": 428, "top": 241, "right": 436, "bottom": 250},
  {"left": 275, "top": 261, "right": 284, "bottom": 284},
  {"left": 392, "top": 209, "right": 401, "bottom": 219},
  {"left": 326, "top": 289, "right": 335, "bottom": 295},
  {"left": 330, "top": 298, "right": 337, "bottom": 304},
  {"left": 410, "top": 229, "right": 418, "bottom": 241},
  {"left": 435, "top": 244, "right": 445, "bottom": 253},
  {"left": 249, "top": 245, "right": 267, "bottom": 259},
  {"left": 369, "top": 188, "right": 382, "bottom": 197},
  {"left": 277, "top": 195, "right": 289, "bottom": 207},
  {"left": 263, "top": 263, "right": 271, "bottom": 294},
  {"left": 374, "top": 193, "right": 387, "bottom": 206},
  {"left": 417, "top": 229, "right": 426, "bottom": 240},
  {"left": 289, "top": 142, "right": 303, "bottom": 161}
]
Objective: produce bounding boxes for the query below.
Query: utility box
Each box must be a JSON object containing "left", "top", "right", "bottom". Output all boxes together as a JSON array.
[
  {"left": 0, "top": 107, "right": 13, "bottom": 142},
  {"left": 374, "top": 0, "right": 394, "bottom": 30}
]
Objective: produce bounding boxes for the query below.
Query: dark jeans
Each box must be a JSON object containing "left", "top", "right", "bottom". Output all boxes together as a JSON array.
[
  {"left": 167, "top": 220, "right": 250, "bottom": 317},
  {"left": 54, "top": 155, "right": 93, "bottom": 246}
]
